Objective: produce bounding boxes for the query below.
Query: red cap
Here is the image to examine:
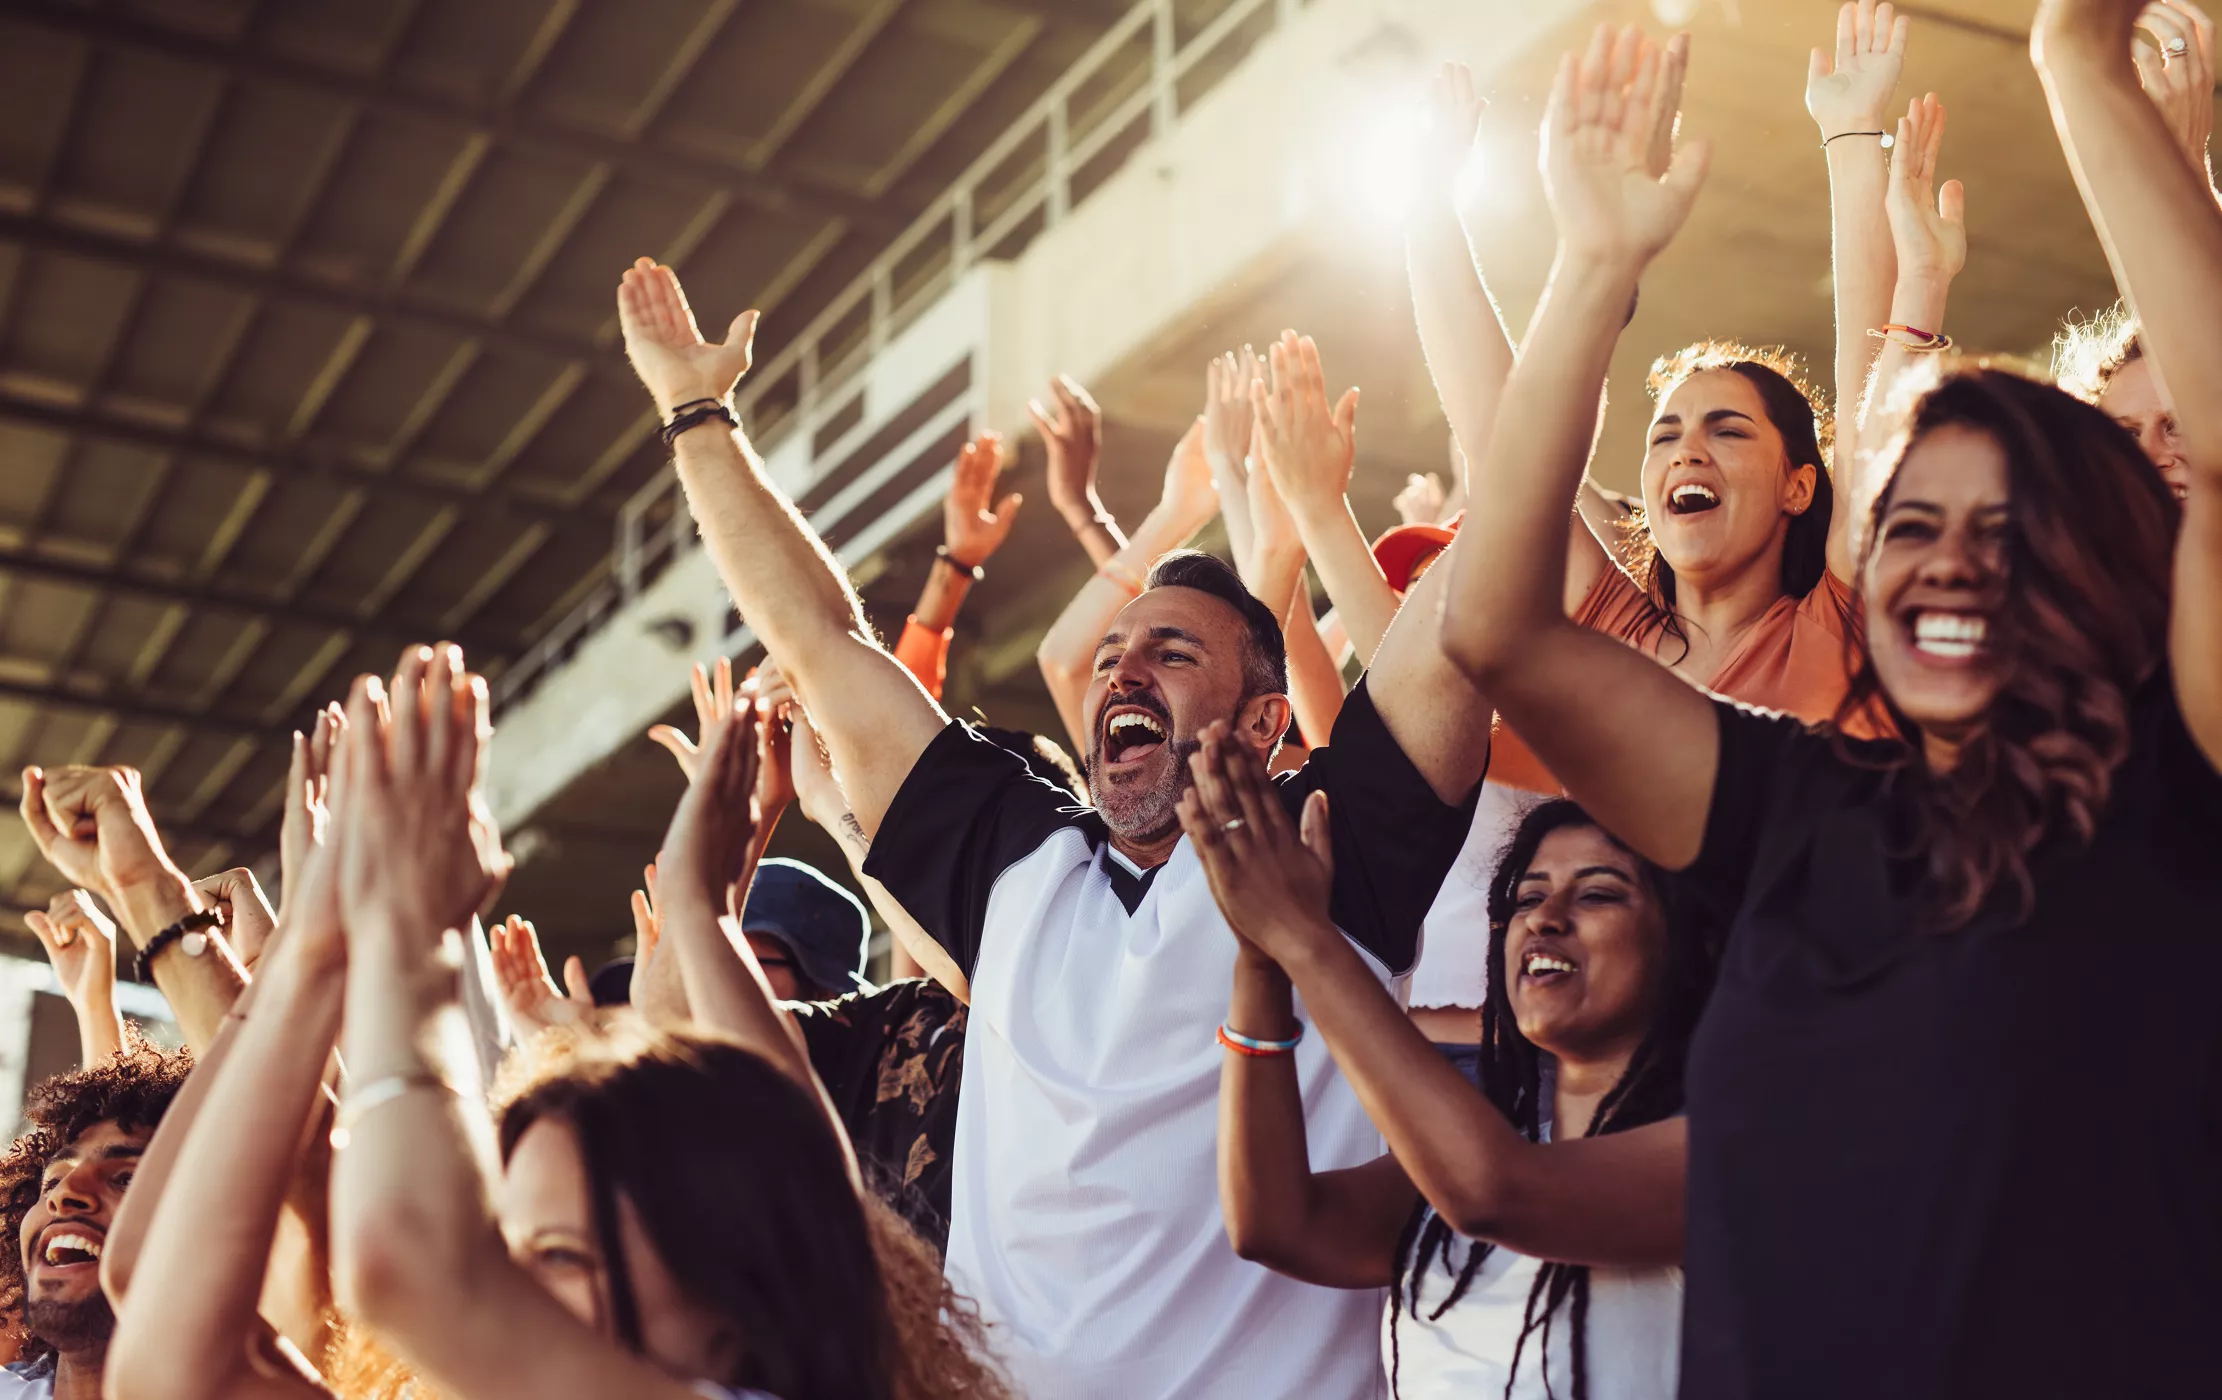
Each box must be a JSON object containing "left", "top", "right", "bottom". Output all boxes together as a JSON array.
[{"left": 1371, "top": 512, "right": 1461, "bottom": 594}]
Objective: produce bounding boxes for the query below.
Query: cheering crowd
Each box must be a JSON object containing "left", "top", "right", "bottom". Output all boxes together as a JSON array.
[{"left": 5, "top": 0, "right": 2221, "bottom": 1396}]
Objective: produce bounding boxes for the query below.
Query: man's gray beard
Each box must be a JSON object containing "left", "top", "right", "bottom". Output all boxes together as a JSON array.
[
  {"left": 1088, "top": 737, "right": 1201, "bottom": 843},
  {"left": 26, "top": 1291, "right": 116, "bottom": 1356}
]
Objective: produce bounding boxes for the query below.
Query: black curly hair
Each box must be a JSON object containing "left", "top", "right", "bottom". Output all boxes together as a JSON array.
[{"left": 0, "top": 1036, "right": 191, "bottom": 1364}]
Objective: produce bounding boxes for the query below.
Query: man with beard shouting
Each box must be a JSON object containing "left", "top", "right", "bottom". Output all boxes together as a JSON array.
[
  {"left": 0, "top": 1046, "right": 189, "bottom": 1400},
  {"left": 617, "top": 258, "right": 1491, "bottom": 1400}
]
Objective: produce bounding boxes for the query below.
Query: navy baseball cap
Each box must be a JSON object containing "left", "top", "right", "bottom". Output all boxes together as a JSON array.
[{"left": 741, "top": 858, "right": 871, "bottom": 997}]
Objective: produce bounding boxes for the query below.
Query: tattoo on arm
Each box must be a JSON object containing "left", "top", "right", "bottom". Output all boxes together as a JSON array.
[{"left": 838, "top": 813, "right": 870, "bottom": 852}]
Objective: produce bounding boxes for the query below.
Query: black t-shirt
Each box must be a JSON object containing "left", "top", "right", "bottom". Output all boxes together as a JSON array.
[
  {"left": 1678, "top": 669, "right": 2222, "bottom": 1399},
  {"left": 789, "top": 978, "right": 965, "bottom": 1253}
]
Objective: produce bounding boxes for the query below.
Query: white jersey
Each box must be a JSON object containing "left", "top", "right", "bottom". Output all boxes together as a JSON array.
[{"left": 866, "top": 680, "right": 1475, "bottom": 1400}]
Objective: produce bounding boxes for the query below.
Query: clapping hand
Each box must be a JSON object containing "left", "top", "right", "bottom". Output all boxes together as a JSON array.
[
  {"left": 1808, "top": 0, "right": 1911, "bottom": 141},
  {"left": 19, "top": 764, "right": 177, "bottom": 906},
  {"left": 1885, "top": 93, "right": 1966, "bottom": 283},
  {"left": 1175, "top": 722, "right": 1338, "bottom": 962},
  {"left": 333, "top": 644, "right": 510, "bottom": 949},
  {"left": 489, "top": 913, "right": 595, "bottom": 1038},
  {"left": 2134, "top": 1, "right": 2216, "bottom": 175},
  {"left": 655, "top": 700, "right": 763, "bottom": 914},
  {"left": 944, "top": 431, "right": 1023, "bottom": 569},
  {"left": 616, "top": 257, "right": 759, "bottom": 418},
  {"left": 1252, "top": 332, "right": 1358, "bottom": 525},
  {"left": 26, "top": 891, "right": 118, "bottom": 1022},
  {"left": 1029, "top": 375, "right": 1105, "bottom": 530},
  {"left": 1542, "top": 26, "right": 1711, "bottom": 269},
  {"left": 650, "top": 656, "right": 794, "bottom": 841},
  {"left": 278, "top": 703, "right": 343, "bottom": 926},
  {"left": 1203, "top": 348, "right": 1263, "bottom": 480},
  {"left": 1417, "top": 63, "right": 1487, "bottom": 195},
  {"left": 1394, "top": 472, "right": 1449, "bottom": 527},
  {"left": 192, "top": 868, "right": 278, "bottom": 974}
]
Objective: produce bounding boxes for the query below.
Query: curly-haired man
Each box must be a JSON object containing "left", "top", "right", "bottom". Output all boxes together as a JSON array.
[{"left": 0, "top": 1041, "right": 190, "bottom": 1400}]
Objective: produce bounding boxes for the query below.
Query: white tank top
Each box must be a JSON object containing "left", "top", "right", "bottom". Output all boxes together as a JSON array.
[{"left": 1383, "top": 1213, "right": 1682, "bottom": 1400}]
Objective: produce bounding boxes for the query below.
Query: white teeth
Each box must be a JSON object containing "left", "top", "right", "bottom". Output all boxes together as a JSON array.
[
  {"left": 42, "top": 1232, "right": 100, "bottom": 1265},
  {"left": 1107, "top": 712, "right": 1166, "bottom": 746},
  {"left": 1669, "top": 484, "right": 1719, "bottom": 510},
  {"left": 1523, "top": 952, "right": 1577, "bottom": 976},
  {"left": 1912, "top": 612, "right": 1987, "bottom": 658}
]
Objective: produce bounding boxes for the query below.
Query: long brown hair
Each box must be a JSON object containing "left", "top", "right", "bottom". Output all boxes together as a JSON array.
[{"left": 1832, "top": 366, "right": 2179, "bottom": 929}]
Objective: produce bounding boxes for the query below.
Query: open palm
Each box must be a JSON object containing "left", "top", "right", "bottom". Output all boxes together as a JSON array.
[
  {"left": 1886, "top": 94, "right": 1966, "bottom": 281},
  {"left": 1543, "top": 26, "right": 1711, "bottom": 267},
  {"left": 616, "top": 257, "right": 760, "bottom": 416},
  {"left": 1808, "top": 0, "right": 1911, "bottom": 136}
]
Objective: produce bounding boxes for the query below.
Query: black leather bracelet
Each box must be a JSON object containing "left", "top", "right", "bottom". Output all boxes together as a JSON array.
[
  {"left": 660, "top": 401, "right": 737, "bottom": 447},
  {"left": 934, "top": 544, "right": 985, "bottom": 581},
  {"left": 132, "top": 907, "right": 225, "bottom": 984}
]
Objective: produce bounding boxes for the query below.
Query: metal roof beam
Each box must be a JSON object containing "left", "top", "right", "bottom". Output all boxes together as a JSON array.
[
  {"left": 0, "top": 391, "right": 604, "bottom": 526},
  {"left": 0, "top": 548, "right": 511, "bottom": 659},
  {"left": 9, "top": 6, "right": 897, "bottom": 231}
]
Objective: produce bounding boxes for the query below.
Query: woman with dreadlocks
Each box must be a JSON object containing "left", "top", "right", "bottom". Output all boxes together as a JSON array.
[
  {"left": 1434, "top": 7, "right": 2222, "bottom": 1393},
  {"left": 1181, "top": 728, "right": 1715, "bottom": 1398}
]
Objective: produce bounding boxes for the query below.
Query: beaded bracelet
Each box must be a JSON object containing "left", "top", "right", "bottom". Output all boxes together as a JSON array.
[
  {"left": 661, "top": 399, "right": 737, "bottom": 446},
  {"left": 1868, "top": 323, "right": 1954, "bottom": 352},
  {"left": 1218, "top": 1022, "right": 1304, "bottom": 1057}
]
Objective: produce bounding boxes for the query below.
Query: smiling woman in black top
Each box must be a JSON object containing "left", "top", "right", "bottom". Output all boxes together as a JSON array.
[{"left": 1430, "top": 11, "right": 2222, "bottom": 1396}]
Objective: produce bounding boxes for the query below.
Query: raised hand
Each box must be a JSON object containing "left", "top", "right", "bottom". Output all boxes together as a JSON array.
[
  {"left": 1885, "top": 93, "right": 1967, "bottom": 282},
  {"left": 1417, "top": 62, "right": 1487, "bottom": 193},
  {"left": 26, "top": 890, "right": 118, "bottom": 1021},
  {"left": 191, "top": 867, "right": 277, "bottom": 974},
  {"left": 1647, "top": 32, "right": 1693, "bottom": 180},
  {"left": 2134, "top": 1, "right": 2216, "bottom": 175},
  {"left": 1158, "top": 414, "right": 1222, "bottom": 528},
  {"left": 1542, "top": 25, "right": 1712, "bottom": 268},
  {"left": 19, "top": 764, "right": 177, "bottom": 904},
  {"left": 1394, "top": 471, "right": 1449, "bottom": 527},
  {"left": 489, "top": 913, "right": 595, "bottom": 1038},
  {"left": 277, "top": 703, "right": 343, "bottom": 925},
  {"left": 1174, "top": 722, "right": 1337, "bottom": 961},
  {"left": 1029, "top": 375, "right": 1105, "bottom": 530},
  {"left": 655, "top": 703, "right": 762, "bottom": 913},
  {"left": 650, "top": 656, "right": 792, "bottom": 837},
  {"left": 1252, "top": 332, "right": 1359, "bottom": 523},
  {"left": 333, "top": 644, "right": 510, "bottom": 947},
  {"left": 627, "top": 865, "right": 665, "bottom": 1008},
  {"left": 1203, "top": 348, "right": 1263, "bottom": 479},
  {"left": 615, "top": 257, "right": 759, "bottom": 417},
  {"left": 1808, "top": 0, "right": 1911, "bottom": 140},
  {"left": 943, "top": 431, "right": 1023, "bottom": 568}
]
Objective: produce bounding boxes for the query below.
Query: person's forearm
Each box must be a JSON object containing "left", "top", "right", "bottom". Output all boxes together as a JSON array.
[
  {"left": 1217, "top": 955, "right": 1322, "bottom": 1269},
  {"left": 1828, "top": 141, "right": 1897, "bottom": 481},
  {"left": 72, "top": 990, "right": 124, "bottom": 1065},
  {"left": 1058, "top": 496, "right": 1126, "bottom": 567},
  {"left": 107, "top": 940, "right": 341, "bottom": 1399},
  {"left": 1855, "top": 267, "right": 1955, "bottom": 495},
  {"left": 109, "top": 865, "right": 246, "bottom": 1053},
  {"left": 1408, "top": 203, "right": 1516, "bottom": 492},
  {"left": 909, "top": 557, "right": 975, "bottom": 633},
  {"left": 1210, "top": 455, "right": 1258, "bottom": 574},
  {"left": 1281, "top": 580, "right": 1347, "bottom": 745},
  {"left": 1286, "top": 495, "right": 1399, "bottom": 665},
  {"left": 1442, "top": 251, "right": 1640, "bottom": 682},
  {"left": 2039, "top": 26, "right": 2222, "bottom": 475},
  {"left": 813, "top": 803, "right": 969, "bottom": 1000}
]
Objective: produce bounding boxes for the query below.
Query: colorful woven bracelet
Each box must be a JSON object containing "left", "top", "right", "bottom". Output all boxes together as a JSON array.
[
  {"left": 1217, "top": 1023, "right": 1303, "bottom": 1056},
  {"left": 1867, "top": 323, "right": 1953, "bottom": 352}
]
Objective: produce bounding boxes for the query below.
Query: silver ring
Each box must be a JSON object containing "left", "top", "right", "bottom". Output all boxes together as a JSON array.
[
  {"left": 2169, "top": 35, "right": 2191, "bottom": 55},
  {"left": 1220, "top": 818, "right": 1246, "bottom": 833}
]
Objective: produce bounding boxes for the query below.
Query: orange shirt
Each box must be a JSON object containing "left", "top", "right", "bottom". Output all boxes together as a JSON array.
[
  {"left": 1486, "top": 566, "right": 1880, "bottom": 794},
  {"left": 894, "top": 618, "right": 951, "bottom": 701}
]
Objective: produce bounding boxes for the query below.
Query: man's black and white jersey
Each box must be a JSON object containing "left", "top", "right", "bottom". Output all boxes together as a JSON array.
[{"left": 865, "top": 680, "right": 1475, "bottom": 1400}]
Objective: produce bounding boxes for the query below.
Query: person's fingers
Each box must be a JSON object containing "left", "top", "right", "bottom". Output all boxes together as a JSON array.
[
  {"left": 424, "top": 641, "right": 458, "bottom": 778},
  {"left": 1887, "top": 10, "right": 1911, "bottom": 57},
  {"left": 992, "top": 490, "right": 1024, "bottom": 526},
  {"left": 1939, "top": 178, "right": 1965, "bottom": 230},
  {"left": 1189, "top": 723, "right": 1241, "bottom": 827},
  {"left": 1026, "top": 399, "right": 1058, "bottom": 441},
  {"left": 20, "top": 768, "right": 61, "bottom": 855},
  {"left": 1925, "top": 94, "right": 1948, "bottom": 173},
  {"left": 1220, "top": 731, "right": 1281, "bottom": 841},
  {"left": 648, "top": 726, "right": 701, "bottom": 780},
  {"left": 26, "top": 910, "right": 61, "bottom": 953},
  {"left": 390, "top": 645, "right": 431, "bottom": 776},
  {"left": 562, "top": 955, "right": 593, "bottom": 1006},
  {"left": 714, "top": 654, "right": 735, "bottom": 724},
  {"left": 630, "top": 887, "right": 656, "bottom": 949},
  {"left": 1174, "top": 788, "right": 1224, "bottom": 863},
  {"left": 1854, "top": 0, "right": 1874, "bottom": 54},
  {"left": 1835, "top": 0, "right": 1856, "bottom": 65},
  {"left": 1333, "top": 387, "right": 1360, "bottom": 445}
]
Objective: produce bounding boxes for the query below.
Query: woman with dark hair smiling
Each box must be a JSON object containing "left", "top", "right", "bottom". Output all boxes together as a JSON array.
[
  {"left": 1434, "top": 11, "right": 2222, "bottom": 1393},
  {"left": 1188, "top": 772, "right": 1715, "bottom": 1399}
]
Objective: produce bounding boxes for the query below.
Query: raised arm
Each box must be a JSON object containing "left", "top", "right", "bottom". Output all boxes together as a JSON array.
[
  {"left": 1408, "top": 63, "right": 1618, "bottom": 613},
  {"left": 1224, "top": 384, "right": 1346, "bottom": 748},
  {"left": 1809, "top": 0, "right": 1912, "bottom": 583},
  {"left": 1439, "top": 26, "right": 1723, "bottom": 870},
  {"left": 25, "top": 891, "right": 124, "bottom": 1066},
  {"left": 896, "top": 433, "right": 1022, "bottom": 702},
  {"left": 2132, "top": 1, "right": 2217, "bottom": 189},
  {"left": 618, "top": 260, "right": 944, "bottom": 835},
  {"left": 1203, "top": 348, "right": 1264, "bottom": 570},
  {"left": 1179, "top": 727, "right": 1685, "bottom": 1267},
  {"left": 104, "top": 839, "right": 347, "bottom": 1400},
  {"left": 1031, "top": 375, "right": 1124, "bottom": 566},
  {"left": 2035, "top": 0, "right": 2222, "bottom": 763},
  {"left": 19, "top": 764, "right": 246, "bottom": 1052},
  {"left": 1035, "top": 417, "right": 1221, "bottom": 753}
]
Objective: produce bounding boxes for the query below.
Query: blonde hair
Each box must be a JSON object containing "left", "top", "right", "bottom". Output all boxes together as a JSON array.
[{"left": 2051, "top": 302, "right": 2142, "bottom": 405}]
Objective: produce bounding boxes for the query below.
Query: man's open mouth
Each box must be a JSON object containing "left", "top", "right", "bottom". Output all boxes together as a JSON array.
[
  {"left": 1100, "top": 705, "right": 1170, "bottom": 767},
  {"left": 36, "top": 1227, "right": 103, "bottom": 1270}
]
